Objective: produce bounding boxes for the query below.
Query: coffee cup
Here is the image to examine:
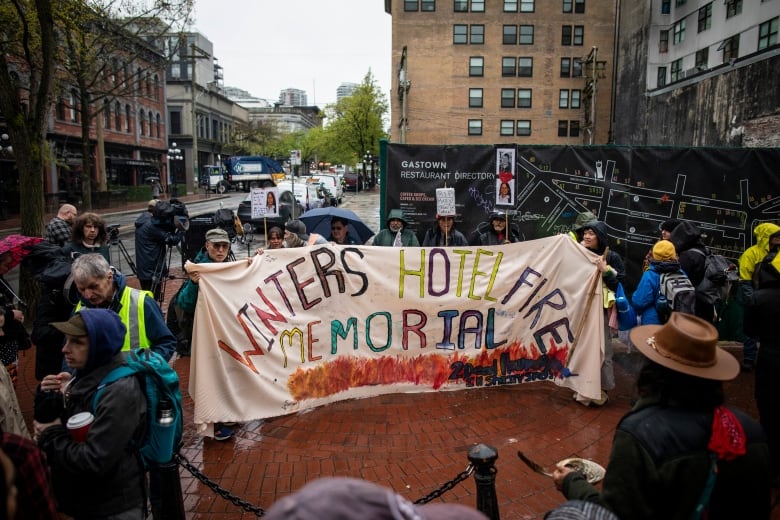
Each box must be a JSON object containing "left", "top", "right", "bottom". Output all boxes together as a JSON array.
[{"left": 66, "top": 412, "right": 94, "bottom": 442}]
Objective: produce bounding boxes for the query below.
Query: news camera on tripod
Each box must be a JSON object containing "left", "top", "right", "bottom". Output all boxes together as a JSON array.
[{"left": 134, "top": 199, "right": 189, "bottom": 304}]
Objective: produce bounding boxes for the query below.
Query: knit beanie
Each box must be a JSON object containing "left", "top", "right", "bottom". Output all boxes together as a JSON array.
[{"left": 652, "top": 240, "right": 677, "bottom": 261}]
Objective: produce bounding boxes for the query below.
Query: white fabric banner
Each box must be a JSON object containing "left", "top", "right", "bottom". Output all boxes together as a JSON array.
[{"left": 188, "top": 235, "right": 605, "bottom": 432}]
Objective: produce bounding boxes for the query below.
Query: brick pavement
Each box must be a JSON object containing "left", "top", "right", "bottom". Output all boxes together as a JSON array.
[{"left": 8, "top": 190, "right": 774, "bottom": 519}]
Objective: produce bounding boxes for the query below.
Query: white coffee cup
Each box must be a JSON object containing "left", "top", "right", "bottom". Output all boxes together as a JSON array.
[{"left": 66, "top": 412, "right": 95, "bottom": 442}]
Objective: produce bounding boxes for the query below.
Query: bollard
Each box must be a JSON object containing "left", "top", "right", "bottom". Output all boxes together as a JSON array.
[
  {"left": 157, "top": 459, "right": 186, "bottom": 520},
  {"left": 468, "top": 443, "right": 500, "bottom": 520}
]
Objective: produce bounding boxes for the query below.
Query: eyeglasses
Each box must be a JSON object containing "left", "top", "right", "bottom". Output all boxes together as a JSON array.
[{"left": 209, "top": 242, "right": 230, "bottom": 250}]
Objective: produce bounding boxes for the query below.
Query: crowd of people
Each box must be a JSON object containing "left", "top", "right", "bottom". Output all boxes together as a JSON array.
[{"left": 0, "top": 199, "right": 776, "bottom": 519}]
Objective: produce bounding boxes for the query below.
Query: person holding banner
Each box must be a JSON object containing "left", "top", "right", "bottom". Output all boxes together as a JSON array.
[
  {"left": 372, "top": 209, "right": 420, "bottom": 247},
  {"left": 422, "top": 214, "right": 468, "bottom": 247},
  {"left": 267, "top": 227, "right": 284, "bottom": 249},
  {"left": 576, "top": 220, "right": 625, "bottom": 407},
  {"left": 471, "top": 211, "right": 521, "bottom": 246},
  {"left": 328, "top": 217, "right": 356, "bottom": 245}
]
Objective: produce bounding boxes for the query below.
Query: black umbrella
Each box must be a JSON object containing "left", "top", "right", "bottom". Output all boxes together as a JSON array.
[{"left": 299, "top": 207, "right": 374, "bottom": 244}]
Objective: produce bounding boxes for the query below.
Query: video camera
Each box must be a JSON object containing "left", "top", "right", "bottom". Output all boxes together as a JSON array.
[
  {"left": 106, "top": 223, "right": 121, "bottom": 244},
  {"left": 152, "top": 198, "right": 190, "bottom": 232}
]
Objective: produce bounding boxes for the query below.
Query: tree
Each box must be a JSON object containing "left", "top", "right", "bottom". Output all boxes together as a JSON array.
[
  {"left": 324, "top": 70, "right": 388, "bottom": 168},
  {"left": 0, "top": 0, "right": 58, "bottom": 309},
  {"left": 56, "top": 0, "right": 193, "bottom": 209}
]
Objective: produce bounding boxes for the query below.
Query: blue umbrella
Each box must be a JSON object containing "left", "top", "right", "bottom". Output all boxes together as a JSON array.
[{"left": 299, "top": 207, "right": 374, "bottom": 244}]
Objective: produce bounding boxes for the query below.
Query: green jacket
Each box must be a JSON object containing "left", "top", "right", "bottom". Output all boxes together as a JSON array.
[
  {"left": 561, "top": 397, "right": 771, "bottom": 519},
  {"left": 175, "top": 249, "right": 212, "bottom": 314},
  {"left": 373, "top": 228, "right": 419, "bottom": 247}
]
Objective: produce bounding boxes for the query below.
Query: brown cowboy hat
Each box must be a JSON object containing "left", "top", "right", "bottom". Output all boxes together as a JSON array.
[{"left": 629, "top": 312, "right": 739, "bottom": 381}]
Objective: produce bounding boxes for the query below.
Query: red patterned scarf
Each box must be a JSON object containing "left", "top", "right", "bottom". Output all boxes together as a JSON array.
[{"left": 708, "top": 406, "right": 747, "bottom": 461}]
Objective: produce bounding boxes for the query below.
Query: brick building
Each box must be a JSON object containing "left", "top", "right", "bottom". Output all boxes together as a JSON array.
[{"left": 385, "top": 0, "right": 616, "bottom": 145}]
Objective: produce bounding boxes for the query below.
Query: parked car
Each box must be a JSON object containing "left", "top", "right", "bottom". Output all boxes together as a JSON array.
[
  {"left": 236, "top": 189, "right": 304, "bottom": 233},
  {"left": 343, "top": 171, "right": 365, "bottom": 191},
  {"left": 312, "top": 173, "right": 343, "bottom": 205},
  {"left": 276, "top": 181, "right": 328, "bottom": 212}
]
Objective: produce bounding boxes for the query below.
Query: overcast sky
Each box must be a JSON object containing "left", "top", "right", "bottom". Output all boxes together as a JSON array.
[{"left": 192, "top": 0, "right": 392, "bottom": 107}]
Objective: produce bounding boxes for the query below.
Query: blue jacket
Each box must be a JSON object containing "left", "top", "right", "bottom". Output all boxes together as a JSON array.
[
  {"left": 76, "top": 270, "right": 175, "bottom": 361},
  {"left": 631, "top": 260, "right": 685, "bottom": 325}
]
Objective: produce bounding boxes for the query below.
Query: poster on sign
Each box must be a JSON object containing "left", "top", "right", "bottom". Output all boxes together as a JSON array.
[
  {"left": 187, "top": 236, "right": 605, "bottom": 434},
  {"left": 251, "top": 187, "right": 280, "bottom": 219},
  {"left": 436, "top": 187, "right": 456, "bottom": 216},
  {"left": 496, "top": 148, "right": 515, "bottom": 207}
]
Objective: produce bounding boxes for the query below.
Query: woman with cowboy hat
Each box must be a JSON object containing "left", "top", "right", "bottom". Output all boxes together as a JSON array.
[{"left": 552, "top": 312, "right": 771, "bottom": 519}]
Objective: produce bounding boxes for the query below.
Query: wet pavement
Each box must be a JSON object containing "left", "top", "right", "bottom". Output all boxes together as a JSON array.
[{"left": 8, "top": 189, "right": 772, "bottom": 519}]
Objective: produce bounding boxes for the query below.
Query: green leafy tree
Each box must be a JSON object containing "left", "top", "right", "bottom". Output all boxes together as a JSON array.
[
  {"left": 0, "top": 0, "right": 58, "bottom": 309},
  {"left": 324, "top": 70, "right": 388, "bottom": 169}
]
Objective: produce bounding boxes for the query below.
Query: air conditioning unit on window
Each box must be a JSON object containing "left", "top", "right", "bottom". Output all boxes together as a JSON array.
[{"left": 682, "top": 67, "right": 697, "bottom": 78}]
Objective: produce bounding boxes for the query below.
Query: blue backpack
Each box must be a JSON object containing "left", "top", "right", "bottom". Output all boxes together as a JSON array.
[{"left": 93, "top": 348, "right": 183, "bottom": 467}]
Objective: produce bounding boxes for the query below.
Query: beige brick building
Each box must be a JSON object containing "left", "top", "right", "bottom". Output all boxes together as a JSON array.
[{"left": 385, "top": 0, "right": 616, "bottom": 145}]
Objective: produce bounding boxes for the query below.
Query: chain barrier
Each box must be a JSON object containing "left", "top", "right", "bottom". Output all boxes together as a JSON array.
[
  {"left": 175, "top": 453, "right": 266, "bottom": 517},
  {"left": 413, "top": 463, "right": 475, "bottom": 504},
  {"left": 174, "top": 454, "right": 475, "bottom": 515}
]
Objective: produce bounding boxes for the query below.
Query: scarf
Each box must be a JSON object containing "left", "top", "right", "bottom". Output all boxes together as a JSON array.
[{"left": 708, "top": 406, "right": 747, "bottom": 461}]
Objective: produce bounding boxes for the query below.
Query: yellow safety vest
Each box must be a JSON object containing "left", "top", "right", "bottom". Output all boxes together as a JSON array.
[{"left": 75, "top": 287, "right": 151, "bottom": 351}]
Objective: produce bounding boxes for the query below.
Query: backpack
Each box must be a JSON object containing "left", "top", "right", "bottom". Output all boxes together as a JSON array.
[
  {"left": 92, "top": 348, "right": 183, "bottom": 467},
  {"left": 690, "top": 248, "right": 738, "bottom": 305},
  {"left": 656, "top": 271, "right": 697, "bottom": 322}
]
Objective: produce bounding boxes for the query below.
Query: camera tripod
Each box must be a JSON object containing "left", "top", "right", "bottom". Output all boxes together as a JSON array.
[{"left": 107, "top": 233, "right": 137, "bottom": 276}]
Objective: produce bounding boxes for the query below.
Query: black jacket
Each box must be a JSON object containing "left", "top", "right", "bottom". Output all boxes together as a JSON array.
[
  {"left": 671, "top": 221, "right": 708, "bottom": 286},
  {"left": 134, "top": 214, "right": 169, "bottom": 280}
]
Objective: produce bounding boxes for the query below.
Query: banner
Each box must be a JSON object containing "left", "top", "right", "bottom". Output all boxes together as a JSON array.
[{"left": 188, "top": 236, "right": 605, "bottom": 431}]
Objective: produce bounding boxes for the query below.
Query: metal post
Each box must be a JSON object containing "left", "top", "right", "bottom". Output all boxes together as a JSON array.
[
  {"left": 156, "top": 460, "right": 186, "bottom": 520},
  {"left": 468, "top": 443, "right": 500, "bottom": 520}
]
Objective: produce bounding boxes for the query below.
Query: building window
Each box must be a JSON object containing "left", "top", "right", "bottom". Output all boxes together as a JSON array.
[
  {"left": 469, "top": 88, "right": 483, "bottom": 107},
  {"left": 500, "top": 120, "right": 515, "bottom": 136},
  {"left": 125, "top": 104, "right": 132, "bottom": 132},
  {"left": 573, "top": 58, "right": 582, "bottom": 77},
  {"left": 520, "top": 0, "right": 534, "bottom": 12},
  {"left": 454, "top": 25, "right": 468, "bottom": 44},
  {"left": 156, "top": 113, "right": 161, "bottom": 138},
  {"left": 114, "top": 101, "right": 121, "bottom": 130},
  {"left": 504, "top": 0, "right": 518, "bottom": 12},
  {"left": 471, "top": 0, "right": 485, "bottom": 11},
  {"left": 698, "top": 3, "right": 712, "bottom": 32},
  {"left": 405, "top": 0, "right": 419, "bottom": 11},
  {"left": 454, "top": 0, "right": 468, "bottom": 11},
  {"left": 103, "top": 100, "right": 111, "bottom": 129},
  {"left": 561, "top": 57, "right": 571, "bottom": 77},
  {"left": 154, "top": 75, "right": 160, "bottom": 100},
  {"left": 69, "top": 90, "right": 78, "bottom": 122},
  {"left": 657, "top": 66, "right": 667, "bottom": 87},
  {"left": 519, "top": 25, "right": 534, "bottom": 44},
  {"left": 726, "top": 0, "right": 742, "bottom": 18},
  {"left": 518, "top": 57, "right": 533, "bottom": 77},
  {"left": 469, "top": 56, "right": 484, "bottom": 76},
  {"left": 695, "top": 48, "right": 709, "bottom": 69},
  {"left": 517, "top": 120, "right": 531, "bottom": 136},
  {"left": 148, "top": 110, "right": 153, "bottom": 135},
  {"left": 661, "top": 0, "right": 670, "bottom": 13},
  {"left": 559, "top": 90, "right": 569, "bottom": 108},
  {"left": 501, "top": 89, "right": 516, "bottom": 108},
  {"left": 562, "top": 25, "right": 572, "bottom": 45},
  {"left": 570, "top": 120, "right": 580, "bottom": 137},
  {"left": 139, "top": 110, "right": 146, "bottom": 136},
  {"left": 673, "top": 19, "right": 686, "bottom": 45},
  {"left": 56, "top": 95, "right": 65, "bottom": 120},
  {"left": 660, "top": 29, "right": 669, "bottom": 53},
  {"left": 518, "top": 88, "right": 532, "bottom": 108},
  {"left": 575, "top": 0, "right": 585, "bottom": 13},
  {"left": 468, "top": 119, "right": 482, "bottom": 136},
  {"left": 676, "top": 0, "right": 686, "bottom": 5},
  {"left": 563, "top": 0, "right": 572, "bottom": 12},
  {"left": 470, "top": 25, "right": 484, "bottom": 44},
  {"left": 571, "top": 89, "right": 581, "bottom": 108},
  {"left": 502, "top": 57, "right": 516, "bottom": 76},
  {"left": 758, "top": 17, "right": 779, "bottom": 51},
  {"left": 721, "top": 34, "right": 739, "bottom": 62},
  {"left": 573, "top": 25, "right": 584, "bottom": 45},
  {"left": 169, "top": 110, "right": 181, "bottom": 134},
  {"left": 670, "top": 58, "right": 683, "bottom": 82},
  {"left": 557, "top": 120, "right": 569, "bottom": 137},
  {"left": 503, "top": 25, "right": 518, "bottom": 45}
]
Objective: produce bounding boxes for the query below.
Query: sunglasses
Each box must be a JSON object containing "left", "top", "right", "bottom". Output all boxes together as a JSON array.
[{"left": 209, "top": 242, "right": 230, "bottom": 250}]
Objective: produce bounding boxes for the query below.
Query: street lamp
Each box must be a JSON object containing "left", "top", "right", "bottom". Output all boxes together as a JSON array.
[
  {"left": 167, "top": 142, "right": 183, "bottom": 198},
  {"left": 363, "top": 151, "right": 373, "bottom": 190}
]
